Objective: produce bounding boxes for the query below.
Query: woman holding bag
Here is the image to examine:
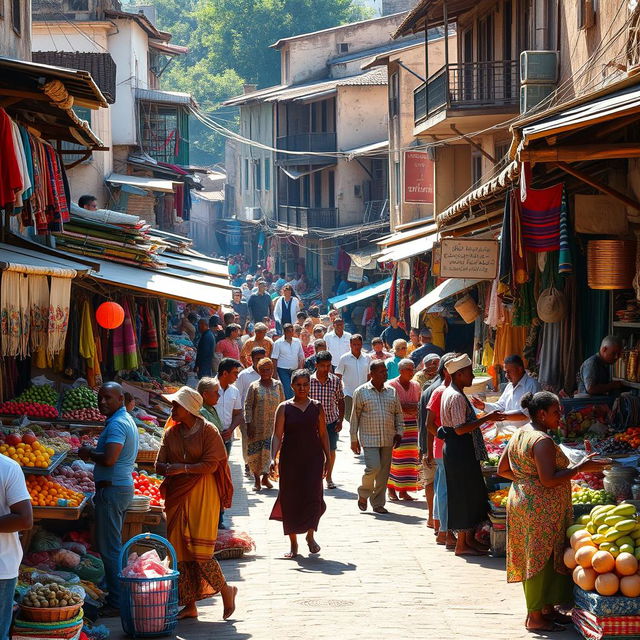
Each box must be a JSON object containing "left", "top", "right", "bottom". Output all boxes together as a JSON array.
[{"left": 155, "top": 386, "right": 237, "bottom": 621}]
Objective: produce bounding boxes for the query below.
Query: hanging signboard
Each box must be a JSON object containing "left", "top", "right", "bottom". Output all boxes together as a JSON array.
[
  {"left": 347, "top": 263, "right": 364, "bottom": 283},
  {"left": 439, "top": 238, "right": 499, "bottom": 280},
  {"left": 403, "top": 151, "right": 434, "bottom": 203}
]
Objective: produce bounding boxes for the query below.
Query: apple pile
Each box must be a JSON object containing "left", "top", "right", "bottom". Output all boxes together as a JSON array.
[
  {"left": 0, "top": 402, "right": 58, "bottom": 418},
  {"left": 60, "top": 408, "right": 105, "bottom": 422}
]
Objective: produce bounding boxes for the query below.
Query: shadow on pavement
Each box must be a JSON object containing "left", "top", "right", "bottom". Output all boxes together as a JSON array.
[
  {"left": 360, "top": 511, "right": 426, "bottom": 525},
  {"left": 173, "top": 617, "right": 253, "bottom": 639},
  {"left": 288, "top": 555, "right": 357, "bottom": 575}
]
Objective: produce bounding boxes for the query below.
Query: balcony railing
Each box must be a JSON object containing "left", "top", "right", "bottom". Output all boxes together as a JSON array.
[
  {"left": 277, "top": 206, "right": 338, "bottom": 229},
  {"left": 414, "top": 60, "right": 519, "bottom": 124},
  {"left": 276, "top": 132, "right": 337, "bottom": 163}
]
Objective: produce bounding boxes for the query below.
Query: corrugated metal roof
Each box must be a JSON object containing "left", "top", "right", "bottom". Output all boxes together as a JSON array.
[
  {"left": 336, "top": 68, "right": 388, "bottom": 86},
  {"left": 136, "top": 88, "right": 196, "bottom": 106},
  {"left": 106, "top": 173, "right": 177, "bottom": 193},
  {"left": 330, "top": 36, "right": 424, "bottom": 64}
]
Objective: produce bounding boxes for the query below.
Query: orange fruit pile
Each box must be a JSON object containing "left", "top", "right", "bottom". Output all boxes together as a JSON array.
[
  {"left": 0, "top": 441, "right": 55, "bottom": 468},
  {"left": 25, "top": 475, "right": 84, "bottom": 507}
]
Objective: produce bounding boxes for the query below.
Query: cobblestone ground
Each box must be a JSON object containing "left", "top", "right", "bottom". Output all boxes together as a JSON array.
[{"left": 107, "top": 436, "right": 581, "bottom": 640}]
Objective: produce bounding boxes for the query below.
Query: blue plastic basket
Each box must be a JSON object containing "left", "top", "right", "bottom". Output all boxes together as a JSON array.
[{"left": 118, "top": 533, "right": 179, "bottom": 638}]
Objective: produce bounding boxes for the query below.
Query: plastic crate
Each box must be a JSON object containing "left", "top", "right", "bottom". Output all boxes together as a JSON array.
[{"left": 118, "top": 533, "right": 179, "bottom": 638}]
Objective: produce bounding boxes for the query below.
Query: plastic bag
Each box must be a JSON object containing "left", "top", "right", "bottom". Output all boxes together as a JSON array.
[
  {"left": 121, "top": 550, "right": 170, "bottom": 578},
  {"left": 54, "top": 549, "right": 81, "bottom": 569},
  {"left": 31, "top": 375, "right": 56, "bottom": 388},
  {"left": 130, "top": 580, "right": 172, "bottom": 633},
  {"left": 68, "top": 554, "right": 104, "bottom": 583}
]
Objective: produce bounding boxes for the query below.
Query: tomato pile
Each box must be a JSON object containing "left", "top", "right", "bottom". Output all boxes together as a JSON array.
[
  {"left": 0, "top": 402, "right": 58, "bottom": 418},
  {"left": 132, "top": 471, "right": 162, "bottom": 507},
  {"left": 615, "top": 427, "right": 640, "bottom": 450}
]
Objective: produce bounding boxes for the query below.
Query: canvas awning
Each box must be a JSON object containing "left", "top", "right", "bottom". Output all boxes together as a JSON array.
[
  {"left": 89, "top": 258, "right": 231, "bottom": 307},
  {"left": 0, "top": 242, "right": 90, "bottom": 277},
  {"left": 161, "top": 252, "right": 229, "bottom": 279},
  {"left": 347, "top": 246, "right": 382, "bottom": 269},
  {"left": 377, "top": 231, "right": 438, "bottom": 263},
  {"left": 280, "top": 165, "right": 335, "bottom": 180},
  {"left": 106, "top": 173, "right": 177, "bottom": 193},
  {"left": 410, "top": 278, "right": 481, "bottom": 326},
  {"left": 328, "top": 277, "right": 392, "bottom": 310},
  {"left": 344, "top": 140, "right": 388, "bottom": 158}
]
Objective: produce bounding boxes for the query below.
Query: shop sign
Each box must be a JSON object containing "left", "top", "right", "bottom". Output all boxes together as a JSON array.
[
  {"left": 403, "top": 151, "right": 434, "bottom": 203},
  {"left": 347, "top": 264, "right": 364, "bottom": 283},
  {"left": 440, "top": 238, "right": 499, "bottom": 280}
]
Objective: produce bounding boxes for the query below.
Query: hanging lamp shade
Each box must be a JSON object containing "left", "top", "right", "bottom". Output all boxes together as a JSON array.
[
  {"left": 587, "top": 240, "right": 636, "bottom": 290},
  {"left": 96, "top": 301, "right": 125, "bottom": 329}
]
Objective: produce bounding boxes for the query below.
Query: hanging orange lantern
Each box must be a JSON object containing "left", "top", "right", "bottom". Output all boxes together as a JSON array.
[{"left": 96, "top": 301, "right": 125, "bottom": 329}]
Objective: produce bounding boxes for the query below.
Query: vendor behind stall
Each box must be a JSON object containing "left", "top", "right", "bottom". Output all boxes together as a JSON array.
[
  {"left": 471, "top": 355, "right": 540, "bottom": 430},
  {"left": 577, "top": 335, "right": 623, "bottom": 396}
]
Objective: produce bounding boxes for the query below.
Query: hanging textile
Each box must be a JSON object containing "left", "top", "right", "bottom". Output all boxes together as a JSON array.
[
  {"left": 64, "top": 298, "right": 82, "bottom": 377},
  {"left": 10, "top": 120, "right": 31, "bottom": 209},
  {"left": 79, "top": 299, "right": 96, "bottom": 363},
  {"left": 485, "top": 277, "right": 507, "bottom": 329},
  {"left": 47, "top": 276, "right": 72, "bottom": 356},
  {"left": 0, "top": 108, "right": 23, "bottom": 208},
  {"left": 497, "top": 190, "right": 514, "bottom": 300},
  {"left": 493, "top": 321, "right": 527, "bottom": 367},
  {"left": 112, "top": 298, "right": 139, "bottom": 371},
  {"left": 558, "top": 188, "right": 573, "bottom": 274},
  {"left": 520, "top": 182, "right": 563, "bottom": 252},
  {"left": 510, "top": 190, "right": 528, "bottom": 285},
  {"left": 0, "top": 271, "right": 29, "bottom": 357},
  {"left": 560, "top": 274, "right": 579, "bottom": 394},
  {"left": 29, "top": 275, "right": 49, "bottom": 353},
  {"left": 512, "top": 279, "right": 537, "bottom": 327},
  {"left": 537, "top": 321, "right": 562, "bottom": 390},
  {"left": 43, "top": 145, "right": 70, "bottom": 233}
]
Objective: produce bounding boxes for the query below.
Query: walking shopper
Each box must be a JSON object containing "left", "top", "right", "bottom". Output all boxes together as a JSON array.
[
  {"left": 407, "top": 328, "right": 421, "bottom": 355},
  {"left": 272, "top": 323, "right": 304, "bottom": 400},
  {"left": 410, "top": 328, "right": 444, "bottom": 367},
  {"left": 197, "top": 378, "right": 224, "bottom": 432},
  {"left": 270, "top": 370, "right": 330, "bottom": 558},
  {"left": 369, "top": 336, "right": 391, "bottom": 361},
  {"left": 247, "top": 279, "right": 273, "bottom": 322},
  {"left": 336, "top": 334, "right": 370, "bottom": 420},
  {"left": 0, "top": 452, "right": 32, "bottom": 640},
  {"left": 273, "top": 284, "right": 301, "bottom": 334},
  {"left": 380, "top": 316, "right": 408, "bottom": 350},
  {"left": 244, "top": 358, "right": 284, "bottom": 492},
  {"left": 215, "top": 324, "right": 242, "bottom": 361},
  {"left": 305, "top": 338, "right": 327, "bottom": 372},
  {"left": 387, "top": 359, "right": 421, "bottom": 502},
  {"left": 195, "top": 318, "right": 215, "bottom": 378},
  {"left": 438, "top": 355, "right": 503, "bottom": 556},
  {"left": 240, "top": 322, "right": 273, "bottom": 366},
  {"left": 350, "top": 360, "right": 403, "bottom": 514},
  {"left": 498, "top": 391, "right": 608, "bottom": 633},
  {"left": 310, "top": 351, "right": 345, "bottom": 490},
  {"left": 155, "top": 387, "right": 237, "bottom": 621},
  {"left": 215, "top": 358, "right": 243, "bottom": 455},
  {"left": 413, "top": 353, "right": 440, "bottom": 389},
  {"left": 78, "top": 382, "right": 138, "bottom": 612},
  {"left": 325, "top": 317, "right": 352, "bottom": 364},
  {"left": 385, "top": 338, "right": 408, "bottom": 380},
  {"left": 231, "top": 289, "right": 249, "bottom": 328}
]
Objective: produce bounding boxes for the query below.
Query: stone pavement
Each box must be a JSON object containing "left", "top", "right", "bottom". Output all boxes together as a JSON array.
[{"left": 107, "top": 437, "right": 581, "bottom": 640}]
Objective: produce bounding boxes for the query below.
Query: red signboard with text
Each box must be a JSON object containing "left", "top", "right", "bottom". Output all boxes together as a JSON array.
[{"left": 403, "top": 151, "right": 434, "bottom": 203}]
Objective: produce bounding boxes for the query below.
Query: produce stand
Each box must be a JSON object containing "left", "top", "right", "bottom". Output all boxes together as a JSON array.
[
  {"left": 32, "top": 496, "right": 89, "bottom": 521},
  {"left": 21, "top": 451, "right": 67, "bottom": 475},
  {"left": 122, "top": 510, "right": 162, "bottom": 544}
]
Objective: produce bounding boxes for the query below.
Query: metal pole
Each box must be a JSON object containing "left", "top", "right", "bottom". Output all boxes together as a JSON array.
[{"left": 424, "top": 16, "right": 429, "bottom": 115}]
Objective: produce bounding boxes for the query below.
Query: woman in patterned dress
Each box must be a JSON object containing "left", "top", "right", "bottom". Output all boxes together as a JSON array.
[
  {"left": 387, "top": 358, "right": 422, "bottom": 502},
  {"left": 498, "top": 391, "right": 608, "bottom": 633},
  {"left": 244, "top": 358, "right": 284, "bottom": 492}
]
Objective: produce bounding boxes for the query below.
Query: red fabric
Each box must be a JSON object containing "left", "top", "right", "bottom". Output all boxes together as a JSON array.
[
  {"left": 0, "top": 108, "right": 23, "bottom": 207},
  {"left": 174, "top": 182, "right": 184, "bottom": 219},
  {"left": 427, "top": 385, "right": 446, "bottom": 458}
]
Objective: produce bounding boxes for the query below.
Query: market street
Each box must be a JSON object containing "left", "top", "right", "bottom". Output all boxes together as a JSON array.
[{"left": 105, "top": 438, "right": 580, "bottom": 640}]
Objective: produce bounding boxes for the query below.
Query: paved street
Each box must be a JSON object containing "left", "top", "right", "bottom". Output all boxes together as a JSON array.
[{"left": 107, "top": 437, "right": 580, "bottom": 640}]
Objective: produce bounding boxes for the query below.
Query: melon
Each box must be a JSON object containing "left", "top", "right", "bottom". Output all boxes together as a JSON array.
[
  {"left": 574, "top": 536, "right": 596, "bottom": 552},
  {"left": 571, "top": 530, "right": 591, "bottom": 549},
  {"left": 595, "top": 572, "right": 620, "bottom": 596},
  {"left": 575, "top": 545, "right": 597, "bottom": 569},
  {"left": 615, "top": 552, "right": 639, "bottom": 576},
  {"left": 592, "top": 550, "right": 616, "bottom": 574},
  {"left": 564, "top": 547, "right": 577, "bottom": 570},
  {"left": 567, "top": 524, "right": 586, "bottom": 539},
  {"left": 620, "top": 574, "right": 640, "bottom": 597},
  {"left": 575, "top": 567, "right": 598, "bottom": 591}
]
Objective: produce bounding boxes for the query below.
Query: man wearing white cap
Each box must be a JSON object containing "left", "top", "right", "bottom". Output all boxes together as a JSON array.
[{"left": 438, "top": 354, "right": 504, "bottom": 556}]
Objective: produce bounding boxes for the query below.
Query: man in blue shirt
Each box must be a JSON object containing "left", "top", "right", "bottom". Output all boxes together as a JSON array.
[
  {"left": 195, "top": 318, "right": 215, "bottom": 378},
  {"left": 79, "top": 382, "right": 138, "bottom": 614}
]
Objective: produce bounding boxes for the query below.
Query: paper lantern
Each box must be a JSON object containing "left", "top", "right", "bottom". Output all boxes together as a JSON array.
[{"left": 96, "top": 301, "right": 125, "bottom": 329}]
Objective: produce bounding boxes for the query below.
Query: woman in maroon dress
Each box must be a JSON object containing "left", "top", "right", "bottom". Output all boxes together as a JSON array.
[{"left": 270, "top": 369, "right": 330, "bottom": 558}]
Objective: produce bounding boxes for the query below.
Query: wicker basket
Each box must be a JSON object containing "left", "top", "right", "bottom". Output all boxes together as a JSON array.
[
  {"left": 19, "top": 603, "right": 83, "bottom": 623},
  {"left": 136, "top": 450, "right": 158, "bottom": 463},
  {"left": 454, "top": 294, "right": 480, "bottom": 323},
  {"left": 214, "top": 547, "right": 246, "bottom": 560},
  {"left": 587, "top": 239, "right": 636, "bottom": 290}
]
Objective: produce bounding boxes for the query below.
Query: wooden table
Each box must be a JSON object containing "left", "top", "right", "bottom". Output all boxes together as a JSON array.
[{"left": 122, "top": 509, "right": 162, "bottom": 543}]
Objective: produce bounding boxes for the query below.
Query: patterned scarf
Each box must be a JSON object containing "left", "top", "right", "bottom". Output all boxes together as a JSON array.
[
  {"left": 29, "top": 274, "right": 49, "bottom": 353},
  {"left": 47, "top": 276, "right": 72, "bottom": 356},
  {"left": 0, "top": 271, "right": 29, "bottom": 357}
]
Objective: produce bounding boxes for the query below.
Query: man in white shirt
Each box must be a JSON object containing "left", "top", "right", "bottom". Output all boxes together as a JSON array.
[
  {"left": 215, "top": 357, "right": 244, "bottom": 455},
  {"left": 241, "top": 275, "right": 257, "bottom": 303},
  {"left": 0, "top": 454, "right": 33, "bottom": 640},
  {"left": 325, "top": 317, "right": 352, "bottom": 366},
  {"left": 336, "top": 334, "right": 371, "bottom": 422},
  {"left": 272, "top": 323, "right": 304, "bottom": 400},
  {"left": 235, "top": 346, "right": 266, "bottom": 476},
  {"left": 471, "top": 354, "right": 541, "bottom": 431}
]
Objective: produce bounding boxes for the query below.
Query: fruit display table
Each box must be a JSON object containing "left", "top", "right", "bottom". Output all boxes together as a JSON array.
[{"left": 121, "top": 510, "right": 162, "bottom": 543}]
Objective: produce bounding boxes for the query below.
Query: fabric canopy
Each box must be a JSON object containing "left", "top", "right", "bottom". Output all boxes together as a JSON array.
[
  {"left": 328, "top": 277, "right": 392, "bottom": 310},
  {"left": 377, "top": 232, "right": 438, "bottom": 263},
  {"left": 410, "top": 278, "right": 481, "bottom": 326},
  {"left": 347, "top": 246, "right": 382, "bottom": 269},
  {"left": 106, "top": 173, "right": 177, "bottom": 193},
  {"left": 0, "top": 242, "right": 89, "bottom": 278}
]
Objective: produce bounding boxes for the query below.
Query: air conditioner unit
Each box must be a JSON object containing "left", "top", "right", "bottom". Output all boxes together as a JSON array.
[
  {"left": 520, "top": 84, "right": 556, "bottom": 114},
  {"left": 244, "top": 206, "right": 262, "bottom": 221},
  {"left": 520, "top": 51, "right": 559, "bottom": 84}
]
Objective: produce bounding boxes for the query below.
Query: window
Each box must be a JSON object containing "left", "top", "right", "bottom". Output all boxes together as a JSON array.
[
  {"left": 495, "top": 141, "right": 510, "bottom": 162},
  {"left": 471, "top": 152, "right": 483, "bottom": 188},
  {"left": 244, "top": 159, "right": 250, "bottom": 191},
  {"left": 254, "top": 158, "right": 262, "bottom": 190},
  {"left": 389, "top": 72, "right": 399, "bottom": 119},
  {"left": 328, "top": 171, "right": 335, "bottom": 208},
  {"left": 578, "top": 0, "right": 595, "bottom": 30},
  {"left": 264, "top": 161, "right": 271, "bottom": 191},
  {"left": 314, "top": 171, "right": 322, "bottom": 207},
  {"left": 338, "top": 43, "right": 349, "bottom": 53},
  {"left": 12, "top": 0, "right": 21, "bottom": 34},
  {"left": 60, "top": 107, "right": 92, "bottom": 165},
  {"left": 394, "top": 161, "right": 401, "bottom": 205}
]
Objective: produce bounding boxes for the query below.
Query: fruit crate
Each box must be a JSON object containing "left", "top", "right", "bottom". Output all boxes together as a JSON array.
[
  {"left": 21, "top": 451, "right": 67, "bottom": 476},
  {"left": 32, "top": 496, "right": 88, "bottom": 521}
]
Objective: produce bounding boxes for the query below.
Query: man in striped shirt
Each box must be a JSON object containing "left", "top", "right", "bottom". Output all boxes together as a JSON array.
[
  {"left": 350, "top": 360, "right": 403, "bottom": 514},
  {"left": 309, "top": 351, "right": 345, "bottom": 490}
]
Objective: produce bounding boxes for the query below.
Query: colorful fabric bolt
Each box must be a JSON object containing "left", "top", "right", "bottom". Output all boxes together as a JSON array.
[
  {"left": 520, "top": 182, "right": 563, "bottom": 252},
  {"left": 558, "top": 188, "right": 573, "bottom": 274}
]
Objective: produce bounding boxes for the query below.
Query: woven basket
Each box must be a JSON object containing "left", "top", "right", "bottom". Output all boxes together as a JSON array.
[
  {"left": 136, "top": 450, "right": 158, "bottom": 463},
  {"left": 19, "top": 603, "right": 83, "bottom": 623},
  {"left": 587, "top": 239, "right": 636, "bottom": 290},
  {"left": 214, "top": 548, "right": 246, "bottom": 560},
  {"left": 454, "top": 294, "right": 480, "bottom": 323}
]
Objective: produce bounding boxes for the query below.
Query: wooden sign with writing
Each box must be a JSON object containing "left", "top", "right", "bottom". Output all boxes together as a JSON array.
[{"left": 440, "top": 238, "right": 499, "bottom": 280}]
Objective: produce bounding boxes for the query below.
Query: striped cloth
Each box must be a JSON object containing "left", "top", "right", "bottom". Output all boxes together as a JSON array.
[
  {"left": 520, "top": 182, "right": 563, "bottom": 252},
  {"left": 387, "top": 418, "right": 420, "bottom": 492},
  {"left": 572, "top": 607, "right": 640, "bottom": 639},
  {"left": 558, "top": 187, "right": 573, "bottom": 274}
]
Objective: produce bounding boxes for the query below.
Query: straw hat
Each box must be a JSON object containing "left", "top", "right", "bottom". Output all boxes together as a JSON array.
[
  {"left": 162, "top": 386, "right": 203, "bottom": 417},
  {"left": 537, "top": 286, "right": 567, "bottom": 323},
  {"left": 445, "top": 354, "right": 472, "bottom": 375}
]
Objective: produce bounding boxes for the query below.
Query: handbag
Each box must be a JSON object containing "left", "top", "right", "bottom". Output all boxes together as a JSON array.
[{"left": 537, "top": 285, "right": 567, "bottom": 323}]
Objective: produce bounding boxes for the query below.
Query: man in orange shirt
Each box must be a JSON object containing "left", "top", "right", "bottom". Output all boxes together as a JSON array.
[{"left": 240, "top": 322, "right": 273, "bottom": 367}]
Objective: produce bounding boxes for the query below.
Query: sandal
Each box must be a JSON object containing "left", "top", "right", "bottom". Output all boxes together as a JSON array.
[{"left": 326, "top": 481, "right": 337, "bottom": 489}]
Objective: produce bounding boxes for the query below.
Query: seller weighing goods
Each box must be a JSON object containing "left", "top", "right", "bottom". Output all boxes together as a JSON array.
[
  {"left": 454, "top": 295, "right": 480, "bottom": 324},
  {"left": 587, "top": 239, "right": 636, "bottom": 290}
]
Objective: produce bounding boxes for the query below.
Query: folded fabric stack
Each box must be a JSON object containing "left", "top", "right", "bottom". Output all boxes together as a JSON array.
[
  {"left": 12, "top": 610, "right": 84, "bottom": 640},
  {"left": 573, "top": 608, "right": 640, "bottom": 640}
]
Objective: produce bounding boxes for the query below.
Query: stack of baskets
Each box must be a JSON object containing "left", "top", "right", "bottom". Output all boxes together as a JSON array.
[{"left": 13, "top": 587, "right": 84, "bottom": 640}]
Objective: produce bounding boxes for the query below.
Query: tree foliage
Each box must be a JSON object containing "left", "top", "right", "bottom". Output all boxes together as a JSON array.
[{"left": 124, "top": 0, "right": 373, "bottom": 163}]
